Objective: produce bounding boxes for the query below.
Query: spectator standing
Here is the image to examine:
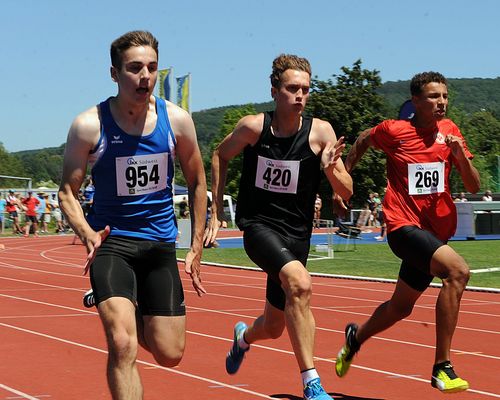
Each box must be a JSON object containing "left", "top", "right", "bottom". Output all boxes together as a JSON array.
[
  {"left": 36, "top": 192, "right": 46, "bottom": 233},
  {"left": 178, "top": 196, "right": 189, "bottom": 218},
  {"left": 6, "top": 190, "right": 23, "bottom": 235},
  {"left": 0, "top": 194, "right": 6, "bottom": 232},
  {"left": 50, "top": 193, "right": 65, "bottom": 233},
  {"left": 22, "top": 191, "right": 40, "bottom": 237},
  {"left": 82, "top": 176, "right": 95, "bottom": 215},
  {"left": 40, "top": 193, "right": 51, "bottom": 233}
]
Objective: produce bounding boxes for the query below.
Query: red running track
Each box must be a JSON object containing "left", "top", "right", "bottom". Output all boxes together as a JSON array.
[{"left": 0, "top": 235, "right": 499, "bottom": 399}]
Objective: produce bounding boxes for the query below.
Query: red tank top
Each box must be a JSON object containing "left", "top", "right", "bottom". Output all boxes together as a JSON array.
[{"left": 370, "top": 119, "right": 473, "bottom": 241}]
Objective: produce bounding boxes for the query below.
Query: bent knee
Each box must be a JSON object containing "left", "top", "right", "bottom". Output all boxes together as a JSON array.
[
  {"left": 446, "top": 264, "right": 470, "bottom": 286},
  {"left": 433, "top": 247, "right": 470, "bottom": 285},
  {"left": 107, "top": 331, "right": 138, "bottom": 361},
  {"left": 153, "top": 347, "right": 185, "bottom": 368},
  {"left": 388, "top": 300, "right": 414, "bottom": 320},
  {"left": 440, "top": 256, "right": 470, "bottom": 285},
  {"left": 282, "top": 273, "right": 312, "bottom": 300}
]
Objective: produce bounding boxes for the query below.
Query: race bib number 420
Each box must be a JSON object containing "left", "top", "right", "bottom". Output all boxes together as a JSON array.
[
  {"left": 115, "top": 153, "right": 168, "bottom": 196},
  {"left": 407, "top": 162, "right": 444, "bottom": 195},
  {"left": 255, "top": 155, "right": 300, "bottom": 194}
]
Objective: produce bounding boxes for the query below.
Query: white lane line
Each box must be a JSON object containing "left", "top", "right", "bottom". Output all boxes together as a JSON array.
[{"left": 0, "top": 322, "right": 274, "bottom": 399}]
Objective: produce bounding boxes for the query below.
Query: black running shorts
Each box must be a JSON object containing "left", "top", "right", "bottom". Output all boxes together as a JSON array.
[
  {"left": 387, "top": 225, "right": 445, "bottom": 292},
  {"left": 243, "top": 223, "right": 310, "bottom": 310},
  {"left": 90, "top": 236, "right": 185, "bottom": 316}
]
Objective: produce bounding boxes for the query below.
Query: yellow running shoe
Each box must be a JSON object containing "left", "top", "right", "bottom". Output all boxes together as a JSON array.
[
  {"left": 335, "top": 323, "right": 360, "bottom": 377},
  {"left": 431, "top": 361, "right": 469, "bottom": 393}
]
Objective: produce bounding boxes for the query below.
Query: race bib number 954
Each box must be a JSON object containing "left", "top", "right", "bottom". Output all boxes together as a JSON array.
[
  {"left": 255, "top": 155, "right": 300, "bottom": 194},
  {"left": 115, "top": 153, "right": 168, "bottom": 196},
  {"left": 407, "top": 162, "right": 444, "bottom": 195}
]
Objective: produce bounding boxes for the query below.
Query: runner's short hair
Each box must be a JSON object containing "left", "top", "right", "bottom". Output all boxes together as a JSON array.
[
  {"left": 270, "top": 54, "right": 311, "bottom": 88},
  {"left": 110, "top": 30, "right": 159, "bottom": 69},
  {"left": 410, "top": 72, "right": 447, "bottom": 96}
]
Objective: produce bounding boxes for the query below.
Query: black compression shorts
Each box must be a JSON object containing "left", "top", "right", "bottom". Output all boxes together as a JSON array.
[
  {"left": 243, "top": 223, "right": 310, "bottom": 310},
  {"left": 387, "top": 225, "right": 445, "bottom": 292},
  {"left": 90, "top": 236, "right": 185, "bottom": 316}
]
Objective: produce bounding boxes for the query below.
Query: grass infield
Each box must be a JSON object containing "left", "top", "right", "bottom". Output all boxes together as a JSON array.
[{"left": 178, "top": 240, "right": 500, "bottom": 289}]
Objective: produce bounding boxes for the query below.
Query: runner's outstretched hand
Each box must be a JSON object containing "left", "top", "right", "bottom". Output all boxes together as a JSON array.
[
  {"left": 185, "top": 249, "right": 207, "bottom": 297},
  {"left": 83, "top": 225, "right": 110, "bottom": 275}
]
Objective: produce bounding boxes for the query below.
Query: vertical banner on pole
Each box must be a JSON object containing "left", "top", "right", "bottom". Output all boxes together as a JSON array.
[
  {"left": 176, "top": 74, "right": 191, "bottom": 113},
  {"left": 158, "top": 68, "right": 173, "bottom": 101}
]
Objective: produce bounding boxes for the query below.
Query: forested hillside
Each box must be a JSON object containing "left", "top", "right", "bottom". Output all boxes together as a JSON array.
[
  {"left": 1, "top": 75, "right": 499, "bottom": 192},
  {"left": 379, "top": 77, "right": 500, "bottom": 117}
]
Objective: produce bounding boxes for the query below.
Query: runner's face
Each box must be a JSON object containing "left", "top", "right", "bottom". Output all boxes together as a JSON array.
[
  {"left": 112, "top": 46, "right": 158, "bottom": 103},
  {"left": 272, "top": 69, "right": 310, "bottom": 114},
  {"left": 413, "top": 82, "right": 448, "bottom": 122}
]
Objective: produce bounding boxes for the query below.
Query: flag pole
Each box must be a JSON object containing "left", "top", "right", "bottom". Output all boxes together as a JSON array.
[{"left": 188, "top": 72, "right": 192, "bottom": 116}]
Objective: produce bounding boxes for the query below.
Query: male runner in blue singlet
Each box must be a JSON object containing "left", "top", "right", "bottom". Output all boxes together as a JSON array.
[
  {"left": 58, "top": 31, "right": 207, "bottom": 399},
  {"left": 204, "top": 54, "right": 353, "bottom": 400}
]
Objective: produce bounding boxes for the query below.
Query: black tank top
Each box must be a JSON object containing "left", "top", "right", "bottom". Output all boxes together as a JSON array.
[{"left": 236, "top": 111, "right": 321, "bottom": 239}]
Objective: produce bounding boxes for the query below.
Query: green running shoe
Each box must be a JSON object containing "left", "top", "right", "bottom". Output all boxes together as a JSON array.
[{"left": 335, "top": 323, "right": 360, "bottom": 377}]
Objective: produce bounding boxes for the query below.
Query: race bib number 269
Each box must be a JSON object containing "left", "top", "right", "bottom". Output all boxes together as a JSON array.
[
  {"left": 407, "top": 162, "right": 444, "bottom": 195},
  {"left": 115, "top": 153, "right": 168, "bottom": 196}
]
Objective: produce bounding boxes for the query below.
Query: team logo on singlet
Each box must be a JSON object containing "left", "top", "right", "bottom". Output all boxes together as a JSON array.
[
  {"left": 435, "top": 132, "right": 445, "bottom": 144},
  {"left": 111, "top": 135, "right": 123, "bottom": 144}
]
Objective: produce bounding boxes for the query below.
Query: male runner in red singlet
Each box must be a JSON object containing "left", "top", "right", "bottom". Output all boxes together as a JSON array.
[
  {"left": 334, "top": 72, "right": 480, "bottom": 394},
  {"left": 205, "top": 54, "right": 352, "bottom": 400}
]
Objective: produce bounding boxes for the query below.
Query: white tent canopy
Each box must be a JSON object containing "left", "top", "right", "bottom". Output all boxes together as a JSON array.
[{"left": 173, "top": 192, "right": 235, "bottom": 226}]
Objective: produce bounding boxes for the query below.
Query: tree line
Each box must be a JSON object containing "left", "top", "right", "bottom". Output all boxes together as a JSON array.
[{"left": 1, "top": 61, "right": 499, "bottom": 217}]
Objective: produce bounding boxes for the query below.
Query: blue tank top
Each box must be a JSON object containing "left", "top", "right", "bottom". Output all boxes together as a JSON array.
[{"left": 86, "top": 96, "right": 178, "bottom": 242}]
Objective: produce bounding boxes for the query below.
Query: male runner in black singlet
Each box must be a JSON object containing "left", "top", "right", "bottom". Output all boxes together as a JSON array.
[{"left": 204, "top": 54, "right": 352, "bottom": 400}]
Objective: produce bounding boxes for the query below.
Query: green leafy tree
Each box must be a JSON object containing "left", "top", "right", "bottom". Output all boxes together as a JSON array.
[
  {"left": 306, "top": 60, "right": 390, "bottom": 214},
  {"left": 0, "top": 142, "right": 28, "bottom": 187},
  {"left": 452, "top": 110, "right": 500, "bottom": 192}
]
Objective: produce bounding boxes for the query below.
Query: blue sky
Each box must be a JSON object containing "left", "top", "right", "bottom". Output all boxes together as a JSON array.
[{"left": 1, "top": 0, "right": 499, "bottom": 152}]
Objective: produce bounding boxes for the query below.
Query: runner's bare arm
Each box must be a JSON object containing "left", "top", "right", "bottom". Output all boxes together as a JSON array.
[
  {"left": 446, "top": 135, "right": 480, "bottom": 194},
  {"left": 205, "top": 114, "right": 262, "bottom": 244},
  {"left": 344, "top": 128, "right": 372, "bottom": 173},
  {"left": 171, "top": 104, "right": 208, "bottom": 296},
  {"left": 58, "top": 108, "right": 110, "bottom": 266},
  {"left": 312, "top": 119, "right": 353, "bottom": 202},
  {"left": 59, "top": 108, "right": 100, "bottom": 241}
]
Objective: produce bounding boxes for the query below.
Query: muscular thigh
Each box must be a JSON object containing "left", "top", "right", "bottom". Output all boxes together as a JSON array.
[
  {"left": 243, "top": 224, "right": 310, "bottom": 310},
  {"left": 143, "top": 315, "right": 186, "bottom": 357},
  {"left": 134, "top": 241, "right": 185, "bottom": 317},
  {"left": 91, "top": 237, "right": 185, "bottom": 317},
  {"left": 388, "top": 225, "right": 444, "bottom": 291},
  {"left": 90, "top": 236, "right": 138, "bottom": 305}
]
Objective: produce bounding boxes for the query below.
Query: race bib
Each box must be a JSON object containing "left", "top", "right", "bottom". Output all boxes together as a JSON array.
[
  {"left": 255, "top": 155, "right": 300, "bottom": 194},
  {"left": 115, "top": 153, "right": 168, "bottom": 196},
  {"left": 407, "top": 162, "right": 444, "bottom": 195}
]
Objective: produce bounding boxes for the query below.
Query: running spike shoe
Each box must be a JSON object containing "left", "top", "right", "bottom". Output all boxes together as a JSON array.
[
  {"left": 335, "top": 323, "right": 360, "bottom": 377},
  {"left": 431, "top": 361, "right": 469, "bottom": 393},
  {"left": 225, "top": 321, "right": 249, "bottom": 374},
  {"left": 303, "top": 378, "right": 331, "bottom": 400}
]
